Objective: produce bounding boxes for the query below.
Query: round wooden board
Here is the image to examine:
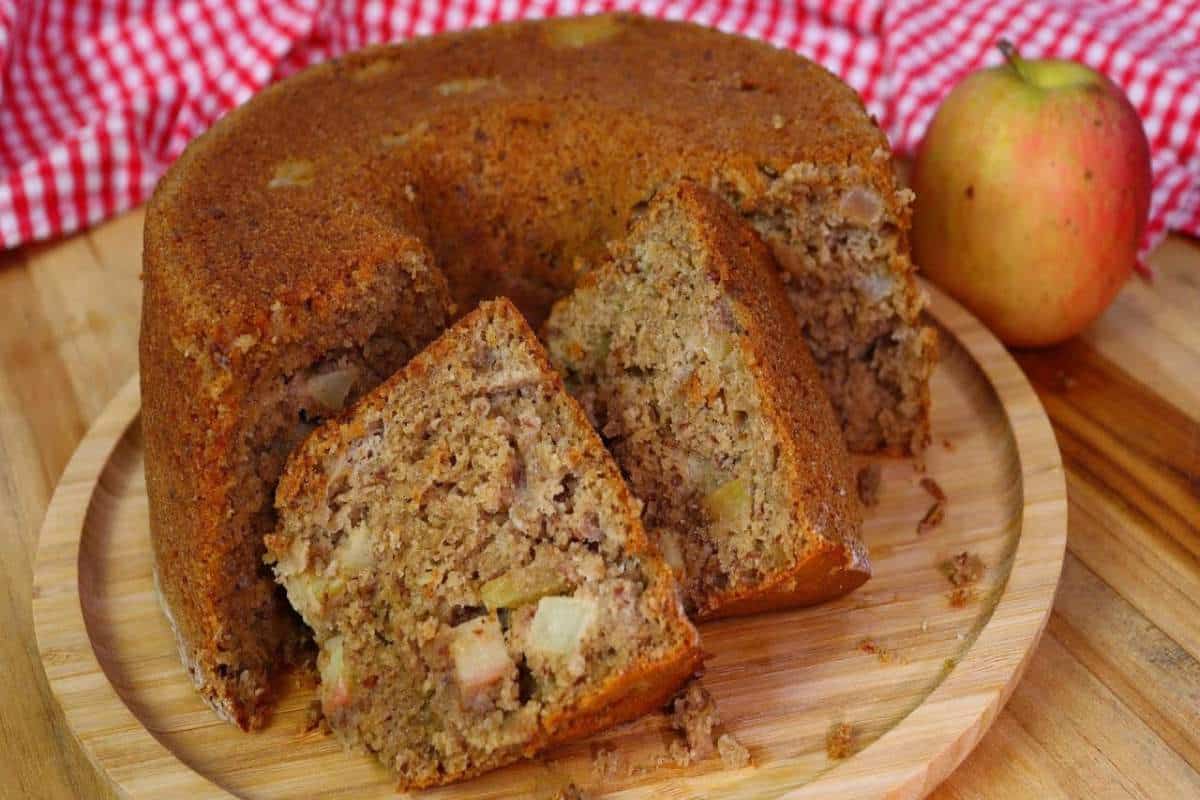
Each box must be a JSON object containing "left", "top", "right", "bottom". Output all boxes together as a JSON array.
[{"left": 33, "top": 285, "right": 1066, "bottom": 800}]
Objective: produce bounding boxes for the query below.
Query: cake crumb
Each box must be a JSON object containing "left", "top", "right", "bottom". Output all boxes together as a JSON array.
[
  {"left": 940, "top": 552, "right": 985, "bottom": 586},
  {"left": 771, "top": 113, "right": 786, "bottom": 130},
  {"left": 920, "top": 476, "right": 946, "bottom": 502},
  {"left": 717, "top": 733, "right": 751, "bottom": 769},
  {"left": 858, "top": 638, "right": 897, "bottom": 664},
  {"left": 670, "top": 681, "right": 720, "bottom": 760},
  {"left": 592, "top": 746, "right": 623, "bottom": 779},
  {"left": 551, "top": 783, "right": 592, "bottom": 800},
  {"left": 856, "top": 464, "right": 882, "bottom": 507},
  {"left": 942, "top": 437, "right": 955, "bottom": 451},
  {"left": 826, "top": 722, "right": 855, "bottom": 760},
  {"left": 917, "top": 501, "right": 945, "bottom": 534},
  {"left": 917, "top": 476, "right": 946, "bottom": 533},
  {"left": 298, "top": 698, "right": 329, "bottom": 736},
  {"left": 949, "top": 587, "right": 974, "bottom": 608}
]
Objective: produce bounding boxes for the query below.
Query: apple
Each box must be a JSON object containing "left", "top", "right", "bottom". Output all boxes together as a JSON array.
[
  {"left": 911, "top": 41, "right": 1151, "bottom": 347},
  {"left": 450, "top": 615, "right": 513, "bottom": 698}
]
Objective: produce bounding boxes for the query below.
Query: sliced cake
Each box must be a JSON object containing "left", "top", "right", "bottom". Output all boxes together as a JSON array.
[
  {"left": 545, "top": 182, "right": 868, "bottom": 619},
  {"left": 266, "top": 298, "right": 701, "bottom": 788}
]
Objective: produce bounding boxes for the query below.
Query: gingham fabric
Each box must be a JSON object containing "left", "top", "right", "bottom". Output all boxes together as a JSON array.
[{"left": 1, "top": 0, "right": 1197, "bottom": 261}]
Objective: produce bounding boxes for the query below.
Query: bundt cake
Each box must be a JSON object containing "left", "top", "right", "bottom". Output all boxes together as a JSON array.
[
  {"left": 141, "top": 12, "right": 934, "bottom": 728},
  {"left": 545, "top": 181, "right": 867, "bottom": 618},
  {"left": 265, "top": 299, "right": 701, "bottom": 787}
]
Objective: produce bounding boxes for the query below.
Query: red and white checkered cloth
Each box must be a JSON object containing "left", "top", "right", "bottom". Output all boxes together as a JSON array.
[{"left": 2, "top": 0, "right": 1197, "bottom": 262}]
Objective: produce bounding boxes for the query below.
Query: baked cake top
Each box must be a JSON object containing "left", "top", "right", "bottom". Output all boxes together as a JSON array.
[{"left": 145, "top": 13, "right": 899, "bottom": 338}]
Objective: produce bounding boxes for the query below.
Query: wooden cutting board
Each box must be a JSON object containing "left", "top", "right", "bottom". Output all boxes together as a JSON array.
[{"left": 32, "top": 284, "right": 1066, "bottom": 800}]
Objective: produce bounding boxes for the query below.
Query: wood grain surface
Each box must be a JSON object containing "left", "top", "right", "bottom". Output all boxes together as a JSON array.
[
  {"left": 30, "top": 279, "right": 1065, "bottom": 799},
  {"left": 2, "top": 209, "right": 1198, "bottom": 799}
]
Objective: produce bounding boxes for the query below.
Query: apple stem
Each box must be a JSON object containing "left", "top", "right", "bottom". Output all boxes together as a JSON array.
[{"left": 997, "top": 39, "right": 1031, "bottom": 83}]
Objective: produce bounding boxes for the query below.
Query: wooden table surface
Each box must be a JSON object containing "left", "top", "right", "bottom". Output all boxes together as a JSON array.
[{"left": 2, "top": 209, "right": 1197, "bottom": 799}]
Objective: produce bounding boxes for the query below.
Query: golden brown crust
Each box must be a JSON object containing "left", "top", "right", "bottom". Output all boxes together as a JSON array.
[{"left": 698, "top": 539, "right": 868, "bottom": 620}]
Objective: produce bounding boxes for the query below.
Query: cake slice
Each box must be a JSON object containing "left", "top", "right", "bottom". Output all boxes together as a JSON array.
[
  {"left": 266, "top": 298, "right": 701, "bottom": 788},
  {"left": 545, "top": 181, "right": 868, "bottom": 619}
]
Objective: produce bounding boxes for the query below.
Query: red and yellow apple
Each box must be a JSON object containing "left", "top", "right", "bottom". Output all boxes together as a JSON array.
[{"left": 911, "top": 41, "right": 1151, "bottom": 347}]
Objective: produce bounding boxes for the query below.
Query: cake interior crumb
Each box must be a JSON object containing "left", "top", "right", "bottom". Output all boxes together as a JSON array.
[{"left": 746, "top": 163, "right": 934, "bottom": 454}]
